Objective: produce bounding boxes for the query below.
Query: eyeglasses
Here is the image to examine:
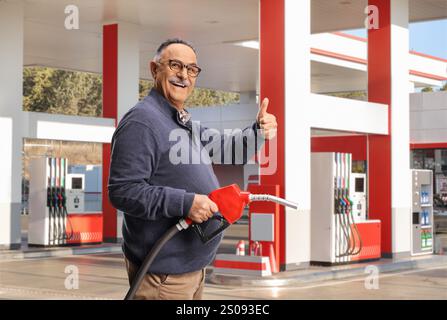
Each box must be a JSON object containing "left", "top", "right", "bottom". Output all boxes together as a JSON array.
[{"left": 158, "top": 59, "right": 202, "bottom": 77}]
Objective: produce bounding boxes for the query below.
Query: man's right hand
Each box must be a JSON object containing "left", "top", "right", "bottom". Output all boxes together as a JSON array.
[{"left": 187, "top": 194, "right": 219, "bottom": 224}]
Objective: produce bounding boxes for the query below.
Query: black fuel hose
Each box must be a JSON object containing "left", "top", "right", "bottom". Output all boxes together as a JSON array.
[{"left": 124, "top": 224, "right": 181, "bottom": 300}]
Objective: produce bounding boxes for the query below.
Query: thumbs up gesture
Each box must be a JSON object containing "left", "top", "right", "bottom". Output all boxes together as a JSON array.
[{"left": 256, "top": 97, "right": 277, "bottom": 140}]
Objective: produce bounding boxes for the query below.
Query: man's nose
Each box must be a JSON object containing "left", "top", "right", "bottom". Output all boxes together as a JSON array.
[{"left": 176, "top": 66, "right": 188, "bottom": 79}]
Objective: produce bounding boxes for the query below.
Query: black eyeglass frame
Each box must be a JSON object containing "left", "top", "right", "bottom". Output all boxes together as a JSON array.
[{"left": 158, "top": 59, "right": 202, "bottom": 77}]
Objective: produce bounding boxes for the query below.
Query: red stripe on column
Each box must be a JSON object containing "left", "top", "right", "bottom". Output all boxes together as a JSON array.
[
  {"left": 260, "top": 0, "right": 286, "bottom": 266},
  {"left": 367, "top": 0, "right": 392, "bottom": 255},
  {"left": 410, "top": 143, "right": 447, "bottom": 150},
  {"left": 311, "top": 136, "right": 367, "bottom": 161},
  {"left": 102, "top": 143, "right": 116, "bottom": 240},
  {"left": 102, "top": 24, "right": 118, "bottom": 240},
  {"left": 103, "top": 24, "right": 118, "bottom": 121}
]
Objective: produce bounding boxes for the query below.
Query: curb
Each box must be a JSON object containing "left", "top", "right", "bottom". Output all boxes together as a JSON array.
[
  {"left": 207, "top": 255, "right": 447, "bottom": 287},
  {"left": 0, "top": 245, "right": 123, "bottom": 261}
]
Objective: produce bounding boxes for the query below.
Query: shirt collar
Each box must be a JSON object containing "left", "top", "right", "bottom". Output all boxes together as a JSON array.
[{"left": 148, "top": 88, "right": 192, "bottom": 129}]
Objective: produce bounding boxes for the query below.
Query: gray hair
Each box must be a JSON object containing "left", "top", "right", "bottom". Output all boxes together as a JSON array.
[{"left": 153, "top": 38, "right": 197, "bottom": 61}]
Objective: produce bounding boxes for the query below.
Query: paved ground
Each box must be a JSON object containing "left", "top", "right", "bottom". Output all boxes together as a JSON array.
[
  {"left": 0, "top": 252, "right": 446, "bottom": 300},
  {"left": 1, "top": 221, "right": 445, "bottom": 300},
  {"left": 204, "top": 266, "right": 447, "bottom": 300}
]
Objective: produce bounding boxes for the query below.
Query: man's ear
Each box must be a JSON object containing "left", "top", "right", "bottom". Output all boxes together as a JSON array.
[{"left": 150, "top": 61, "right": 158, "bottom": 80}]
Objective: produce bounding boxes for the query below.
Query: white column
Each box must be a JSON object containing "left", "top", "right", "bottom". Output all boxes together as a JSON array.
[
  {"left": 0, "top": 1, "right": 24, "bottom": 248},
  {"left": 391, "top": 0, "right": 411, "bottom": 255},
  {"left": 117, "top": 22, "right": 140, "bottom": 123},
  {"left": 117, "top": 22, "right": 139, "bottom": 239},
  {"left": 284, "top": 0, "right": 311, "bottom": 267}
]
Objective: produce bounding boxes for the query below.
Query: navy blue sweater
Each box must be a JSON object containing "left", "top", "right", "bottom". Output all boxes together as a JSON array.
[{"left": 108, "top": 89, "right": 262, "bottom": 274}]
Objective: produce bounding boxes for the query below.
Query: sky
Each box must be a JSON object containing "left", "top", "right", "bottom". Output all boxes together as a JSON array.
[{"left": 346, "top": 19, "right": 447, "bottom": 60}]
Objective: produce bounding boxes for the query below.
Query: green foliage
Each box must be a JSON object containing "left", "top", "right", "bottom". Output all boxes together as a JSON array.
[
  {"left": 440, "top": 82, "right": 447, "bottom": 91},
  {"left": 139, "top": 79, "right": 154, "bottom": 101},
  {"left": 23, "top": 67, "right": 102, "bottom": 116},
  {"left": 24, "top": 67, "right": 240, "bottom": 116},
  {"left": 186, "top": 87, "right": 240, "bottom": 107},
  {"left": 139, "top": 79, "right": 240, "bottom": 107},
  {"left": 421, "top": 86, "right": 434, "bottom": 92}
]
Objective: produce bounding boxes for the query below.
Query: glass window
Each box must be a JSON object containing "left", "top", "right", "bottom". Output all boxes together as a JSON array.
[
  {"left": 441, "top": 150, "right": 447, "bottom": 172},
  {"left": 412, "top": 150, "right": 424, "bottom": 169}
]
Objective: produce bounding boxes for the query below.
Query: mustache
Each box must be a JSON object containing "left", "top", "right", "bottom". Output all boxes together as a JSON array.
[{"left": 168, "top": 77, "right": 191, "bottom": 87}]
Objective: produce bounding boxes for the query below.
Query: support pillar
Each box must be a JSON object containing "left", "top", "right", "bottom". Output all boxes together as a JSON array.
[
  {"left": 260, "top": 0, "right": 311, "bottom": 270},
  {"left": 368, "top": 0, "right": 411, "bottom": 257},
  {"left": 102, "top": 22, "right": 139, "bottom": 242},
  {"left": 0, "top": 1, "right": 24, "bottom": 249}
]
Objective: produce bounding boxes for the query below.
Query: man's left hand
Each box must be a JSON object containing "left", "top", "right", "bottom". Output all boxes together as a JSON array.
[{"left": 256, "top": 97, "right": 277, "bottom": 140}]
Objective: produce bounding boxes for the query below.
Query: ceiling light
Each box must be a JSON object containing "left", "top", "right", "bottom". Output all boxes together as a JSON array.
[{"left": 231, "top": 40, "right": 259, "bottom": 50}]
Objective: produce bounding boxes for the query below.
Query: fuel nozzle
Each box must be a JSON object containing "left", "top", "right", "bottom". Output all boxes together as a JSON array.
[
  {"left": 179, "top": 184, "right": 298, "bottom": 244},
  {"left": 248, "top": 194, "right": 298, "bottom": 210}
]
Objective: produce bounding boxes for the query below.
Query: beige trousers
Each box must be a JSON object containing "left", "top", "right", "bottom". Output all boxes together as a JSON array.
[{"left": 125, "top": 258, "right": 205, "bottom": 300}]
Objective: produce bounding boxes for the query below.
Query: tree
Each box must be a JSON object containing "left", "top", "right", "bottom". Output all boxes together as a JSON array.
[
  {"left": 23, "top": 67, "right": 102, "bottom": 116},
  {"left": 421, "top": 86, "right": 434, "bottom": 92},
  {"left": 24, "top": 67, "right": 240, "bottom": 117},
  {"left": 138, "top": 79, "right": 239, "bottom": 107}
]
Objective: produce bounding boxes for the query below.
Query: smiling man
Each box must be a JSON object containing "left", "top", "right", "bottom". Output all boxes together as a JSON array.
[
  {"left": 108, "top": 39, "right": 277, "bottom": 300},
  {"left": 151, "top": 42, "right": 198, "bottom": 110}
]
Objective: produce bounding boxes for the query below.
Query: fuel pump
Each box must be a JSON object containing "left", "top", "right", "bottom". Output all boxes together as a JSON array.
[
  {"left": 29, "top": 157, "right": 73, "bottom": 246},
  {"left": 334, "top": 153, "right": 362, "bottom": 259},
  {"left": 124, "top": 184, "right": 298, "bottom": 300},
  {"left": 311, "top": 152, "right": 375, "bottom": 265}
]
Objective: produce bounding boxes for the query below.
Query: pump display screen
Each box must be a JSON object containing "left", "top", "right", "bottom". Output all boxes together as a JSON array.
[
  {"left": 71, "top": 177, "right": 83, "bottom": 189},
  {"left": 355, "top": 177, "right": 364, "bottom": 192}
]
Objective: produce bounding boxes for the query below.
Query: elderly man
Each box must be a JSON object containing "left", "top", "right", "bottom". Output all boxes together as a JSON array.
[{"left": 108, "top": 38, "right": 277, "bottom": 300}]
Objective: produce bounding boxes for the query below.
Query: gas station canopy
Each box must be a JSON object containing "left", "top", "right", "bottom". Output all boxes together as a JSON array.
[{"left": 24, "top": 0, "right": 447, "bottom": 93}]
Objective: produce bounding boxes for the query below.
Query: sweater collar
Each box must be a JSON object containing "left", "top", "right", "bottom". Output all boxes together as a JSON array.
[{"left": 148, "top": 88, "right": 192, "bottom": 129}]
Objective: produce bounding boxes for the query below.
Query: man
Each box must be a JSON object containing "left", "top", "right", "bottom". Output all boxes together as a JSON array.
[{"left": 108, "top": 38, "right": 277, "bottom": 300}]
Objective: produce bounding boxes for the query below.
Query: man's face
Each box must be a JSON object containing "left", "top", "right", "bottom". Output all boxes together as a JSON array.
[{"left": 150, "top": 43, "right": 198, "bottom": 110}]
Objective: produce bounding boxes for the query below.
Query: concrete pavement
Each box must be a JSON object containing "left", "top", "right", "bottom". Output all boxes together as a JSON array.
[
  {"left": 0, "top": 252, "right": 446, "bottom": 300},
  {"left": 1, "top": 222, "right": 446, "bottom": 300}
]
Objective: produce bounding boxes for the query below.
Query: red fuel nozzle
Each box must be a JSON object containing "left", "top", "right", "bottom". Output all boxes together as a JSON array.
[
  {"left": 182, "top": 184, "right": 249, "bottom": 228},
  {"left": 208, "top": 184, "right": 250, "bottom": 224},
  {"left": 181, "top": 184, "right": 298, "bottom": 241},
  {"left": 208, "top": 184, "right": 299, "bottom": 223}
]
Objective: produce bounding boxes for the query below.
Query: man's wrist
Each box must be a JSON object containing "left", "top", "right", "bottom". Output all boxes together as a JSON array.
[
  {"left": 182, "top": 192, "right": 195, "bottom": 217},
  {"left": 253, "top": 121, "right": 266, "bottom": 141}
]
